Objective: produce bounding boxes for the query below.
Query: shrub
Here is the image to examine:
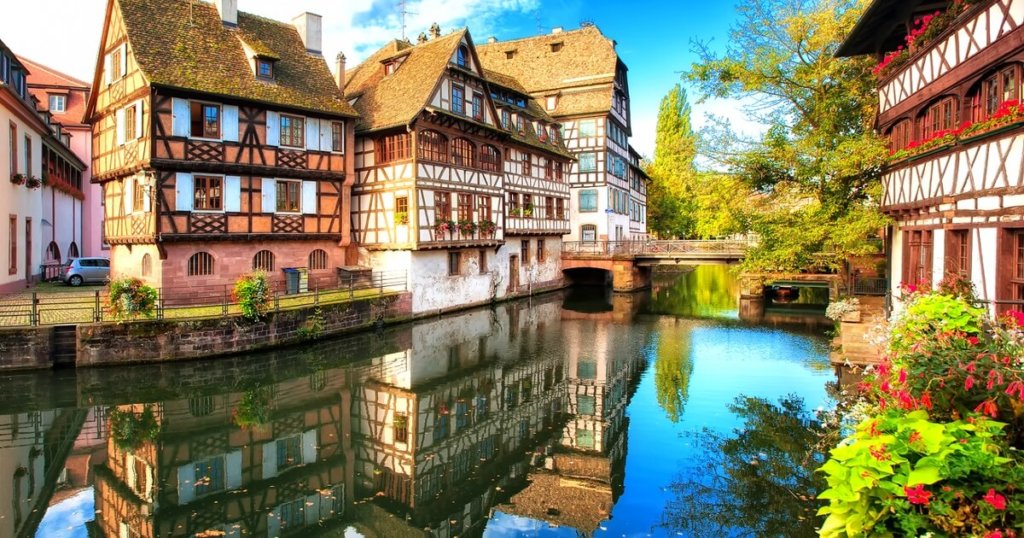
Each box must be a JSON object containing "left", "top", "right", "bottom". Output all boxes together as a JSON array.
[
  {"left": 818, "top": 411, "right": 1022, "bottom": 537},
  {"left": 826, "top": 297, "right": 860, "bottom": 322},
  {"left": 233, "top": 387, "right": 272, "bottom": 430},
  {"left": 888, "top": 292, "right": 986, "bottom": 355},
  {"left": 108, "top": 405, "right": 160, "bottom": 450},
  {"left": 234, "top": 271, "right": 271, "bottom": 321},
  {"left": 107, "top": 277, "right": 158, "bottom": 321}
]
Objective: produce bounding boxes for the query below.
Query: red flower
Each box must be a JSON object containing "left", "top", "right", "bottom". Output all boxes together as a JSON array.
[
  {"left": 1006, "top": 310, "right": 1024, "bottom": 327},
  {"left": 870, "top": 444, "right": 890, "bottom": 461},
  {"left": 921, "top": 391, "right": 934, "bottom": 410},
  {"left": 905, "top": 484, "right": 932, "bottom": 505},
  {"left": 985, "top": 532, "right": 1004, "bottom": 538},
  {"left": 967, "top": 336, "right": 980, "bottom": 345},
  {"left": 974, "top": 399, "right": 999, "bottom": 418},
  {"left": 965, "top": 376, "right": 976, "bottom": 391},
  {"left": 908, "top": 431, "right": 922, "bottom": 444},
  {"left": 898, "top": 369, "right": 908, "bottom": 384},
  {"left": 983, "top": 488, "right": 1007, "bottom": 510}
]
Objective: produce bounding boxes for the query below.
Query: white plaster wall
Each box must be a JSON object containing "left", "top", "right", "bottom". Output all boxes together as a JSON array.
[
  {"left": 42, "top": 190, "right": 83, "bottom": 262},
  {"left": 0, "top": 106, "right": 44, "bottom": 289}
]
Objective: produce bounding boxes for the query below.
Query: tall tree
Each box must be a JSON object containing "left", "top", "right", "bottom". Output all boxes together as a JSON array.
[
  {"left": 689, "top": 0, "right": 888, "bottom": 272},
  {"left": 648, "top": 84, "right": 698, "bottom": 238}
]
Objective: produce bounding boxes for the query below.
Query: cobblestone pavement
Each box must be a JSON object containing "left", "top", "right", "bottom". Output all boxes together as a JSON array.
[{"left": 0, "top": 284, "right": 106, "bottom": 326}]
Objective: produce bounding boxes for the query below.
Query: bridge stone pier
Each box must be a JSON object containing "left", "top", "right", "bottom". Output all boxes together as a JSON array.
[{"left": 561, "top": 240, "right": 751, "bottom": 292}]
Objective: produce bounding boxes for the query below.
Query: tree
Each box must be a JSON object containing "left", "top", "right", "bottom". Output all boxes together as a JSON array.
[
  {"left": 688, "top": 0, "right": 889, "bottom": 272},
  {"left": 647, "top": 84, "right": 698, "bottom": 238}
]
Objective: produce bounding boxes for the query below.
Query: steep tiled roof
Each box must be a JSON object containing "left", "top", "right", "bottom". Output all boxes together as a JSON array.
[
  {"left": 477, "top": 26, "right": 619, "bottom": 116},
  {"left": 345, "top": 31, "right": 465, "bottom": 131},
  {"left": 19, "top": 56, "right": 90, "bottom": 127},
  {"left": 117, "top": 0, "right": 355, "bottom": 116}
]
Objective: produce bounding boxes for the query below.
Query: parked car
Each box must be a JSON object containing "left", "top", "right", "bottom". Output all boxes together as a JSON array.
[{"left": 64, "top": 257, "right": 110, "bottom": 286}]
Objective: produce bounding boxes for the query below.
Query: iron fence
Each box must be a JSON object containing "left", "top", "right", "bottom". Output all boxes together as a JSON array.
[
  {"left": 851, "top": 276, "right": 888, "bottom": 296},
  {"left": 0, "top": 270, "right": 407, "bottom": 327},
  {"left": 561, "top": 239, "right": 752, "bottom": 257}
]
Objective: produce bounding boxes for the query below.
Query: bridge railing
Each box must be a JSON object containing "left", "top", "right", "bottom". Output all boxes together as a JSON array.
[{"left": 562, "top": 240, "right": 752, "bottom": 257}]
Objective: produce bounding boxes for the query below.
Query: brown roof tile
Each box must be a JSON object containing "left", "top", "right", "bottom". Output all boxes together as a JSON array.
[
  {"left": 19, "top": 56, "right": 91, "bottom": 127},
  {"left": 118, "top": 0, "right": 355, "bottom": 116}
]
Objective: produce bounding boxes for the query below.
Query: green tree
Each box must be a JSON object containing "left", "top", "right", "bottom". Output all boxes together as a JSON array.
[
  {"left": 648, "top": 84, "right": 698, "bottom": 238},
  {"left": 689, "top": 0, "right": 889, "bottom": 272}
]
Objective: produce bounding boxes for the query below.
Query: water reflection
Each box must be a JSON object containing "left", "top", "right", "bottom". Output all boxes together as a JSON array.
[
  {"left": 0, "top": 267, "right": 833, "bottom": 538},
  {"left": 648, "top": 266, "right": 740, "bottom": 318}
]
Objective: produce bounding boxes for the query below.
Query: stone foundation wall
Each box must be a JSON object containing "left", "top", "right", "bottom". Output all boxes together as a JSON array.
[
  {"left": 0, "top": 326, "right": 53, "bottom": 370},
  {"left": 76, "top": 292, "right": 412, "bottom": 367}
]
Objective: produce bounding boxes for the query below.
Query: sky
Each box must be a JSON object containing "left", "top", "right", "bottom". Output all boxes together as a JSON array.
[{"left": 0, "top": 0, "right": 751, "bottom": 158}]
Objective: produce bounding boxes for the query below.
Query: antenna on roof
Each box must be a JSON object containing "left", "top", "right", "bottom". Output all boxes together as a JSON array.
[{"left": 398, "top": 0, "right": 417, "bottom": 41}]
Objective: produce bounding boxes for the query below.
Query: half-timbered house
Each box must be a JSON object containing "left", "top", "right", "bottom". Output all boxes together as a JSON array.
[
  {"left": 345, "top": 26, "right": 572, "bottom": 314},
  {"left": 478, "top": 25, "right": 649, "bottom": 243},
  {"left": 840, "top": 0, "right": 1024, "bottom": 311},
  {"left": 85, "top": 0, "right": 357, "bottom": 295}
]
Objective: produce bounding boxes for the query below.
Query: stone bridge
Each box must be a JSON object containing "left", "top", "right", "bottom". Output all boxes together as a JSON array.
[{"left": 561, "top": 240, "right": 752, "bottom": 291}]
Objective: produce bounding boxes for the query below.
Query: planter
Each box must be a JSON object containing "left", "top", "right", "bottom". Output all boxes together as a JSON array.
[{"left": 958, "top": 120, "right": 1024, "bottom": 146}]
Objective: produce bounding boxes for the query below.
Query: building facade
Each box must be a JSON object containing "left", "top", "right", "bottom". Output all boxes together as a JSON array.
[
  {"left": 345, "top": 27, "right": 572, "bottom": 314},
  {"left": 477, "top": 25, "right": 649, "bottom": 243},
  {"left": 841, "top": 0, "right": 1024, "bottom": 312},
  {"left": 22, "top": 57, "right": 97, "bottom": 261},
  {"left": 1, "top": 40, "right": 87, "bottom": 294},
  {"left": 85, "top": 0, "right": 357, "bottom": 298}
]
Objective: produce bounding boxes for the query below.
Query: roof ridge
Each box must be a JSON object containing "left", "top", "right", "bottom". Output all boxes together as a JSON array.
[
  {"left": 478, "top": 25, "right": 602, "bottom": 48},
  {"left": 15, "top": 56, "right": 90, "bottom": 87}
]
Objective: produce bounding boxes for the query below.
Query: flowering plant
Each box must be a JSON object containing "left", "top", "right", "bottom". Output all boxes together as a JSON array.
[
  {"left": 107, "top": 277, "right": 158, "bottom": 321},
  {"left": 434, "top": 219, "right": 456, "bottom": 236},
  {"left": 457, "top": 219, "right": 477, "bottom": 236},
  {"left": 478, "top": 219, "right": 496, "bottom": 237},
  {"left": 9, "top": 173, "right": 26, "bottom": 186},
  {"left": 873, "top": 1, "right": 987, "bottom": 80},
  {"left": 233, "top": 271, "right": 271, "bottom": 321},
  {"left": 25, "top": 176, "right": 42, "bottom": 189},
  {"left": 825, "top": 296, "right": 860, "bottom": 322}
]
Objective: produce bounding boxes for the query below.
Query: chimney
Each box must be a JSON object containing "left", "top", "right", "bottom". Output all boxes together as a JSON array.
[
  {"left": 335, "top": 52, "right": 346, "bottom": 92},
  {"left": 429, "top": 22, "right": 441, "bottom": 40},
  {"left": 487, "top": 36, "right": 497, "bottom": 44},
  {"left": 292, "top": 12, "right": 323, "bottom": 54},
  {"left": 216, "top": 0, "right": 237, "bottom": 26},
  {"left": 551, "top": 26, "right": 563, "bottom": 34}
]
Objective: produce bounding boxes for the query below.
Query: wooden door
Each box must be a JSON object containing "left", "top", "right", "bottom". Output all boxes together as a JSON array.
[{"left": 509, "top": 255, "right": 519, "bottom": 292}]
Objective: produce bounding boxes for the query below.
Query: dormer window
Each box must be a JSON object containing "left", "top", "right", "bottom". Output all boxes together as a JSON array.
[
  {"left": 48, "top": 94, "right": 67, "bottom": 113},
  {"left": 257, "top": 58, "right": 274, "bottom": 79},
  {"left": 550, "top": 42, "right": 563, "bottom": 53},
  {"left": 457, "top": 45, "right": 469, "bottom": 68},
  {"left": 505, "top": 50, "right": 516, "bottom": 60},
  {"left": 384, "top": 61, "right": 397, "bottom": 76}
]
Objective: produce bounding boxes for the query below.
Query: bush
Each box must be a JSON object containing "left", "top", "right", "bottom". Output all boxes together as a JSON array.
[
  {"left": 107, "top": 277, "right": 158, "bottom": 321},
  {"left": 888, "top": 292, "right": 986, "bottom": 354},
  {"left": 826, "top": 297, "right": 860, "bottom": 321},
  {"left": 234, "top": 271, "right": 271, "bottom": 321},
  {"left": 108, "top": 405, "right": 160, "bottom": 450}
]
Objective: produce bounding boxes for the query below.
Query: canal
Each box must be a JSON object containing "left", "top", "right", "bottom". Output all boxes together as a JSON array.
[{"left": 0, "top": 265, "right": 834, "bottom": 538}]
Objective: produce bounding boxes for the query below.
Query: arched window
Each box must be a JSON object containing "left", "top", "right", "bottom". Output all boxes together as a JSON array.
[
  {"left": 188, "top": 252, "right": 214, "bottom": 276},
  {"left": 253, "top": 250, "right": 275, "bottom": 272},
  {"left": 919, "top": 95, "right": 958, "bottom": 140},
  {"left": 45, "top": 242, "right": 60, "bottom": 263},
  {"left": 479, "top": 145, "right": 501, "bottom": 172},
  {"left": 418, "top": 130, "right": 448, "bottom": 163},
  {"left": 451, "top": 138, "right": 475, "bottom": 168},
  {"left": 968, "top": 64, "right": 1021, "bottom": 122},
  {"left": 888, "top": 119, "right": 912, "bottom": 153},
  {"left": 457, "top": 45, "right": 469, "bottom": 68},
  {"left": 309, "top": 249, "right": 329, "bottom": 270},
  {"left": 67, "top": 242, "right": 79, "bottom": 259},
  {"left": 141, "top": 253, "right": 152, "bottom": 277}
]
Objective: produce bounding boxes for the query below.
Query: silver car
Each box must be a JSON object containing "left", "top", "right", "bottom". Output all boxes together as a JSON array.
[{"left": 64, "top": 257, "right": 110, "bottom": 286}]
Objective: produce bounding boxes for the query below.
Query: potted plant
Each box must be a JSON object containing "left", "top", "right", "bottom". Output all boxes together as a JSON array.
[
  {"left": 395, "top": 210, "right": 409, "bottom": 225},
  {"left": 825, "top": 296, "right": 861, "bottom": 323},
  {"left": 25, "top": 176, "right": 42, "bottom": 189},
  {"left": 508, "top": 207, "right": 522, "bottom": 217},
  {"left": 458, "top": 219, "right": 477, "bottom": 238},
  {"left": 108, "top": 405, "right": 161, "bottom": 451},
  {"left": 10, "top": 173, "right": 26, "bottom": 186},
  {"left": 434, "top": 219, "right": 456, "bottom": 238},
  {"left": 478, "top": 219, "right": 496, "bottom": 238},
  {"left": 522, "top": 204, "right": 534, "bottom": 218}
]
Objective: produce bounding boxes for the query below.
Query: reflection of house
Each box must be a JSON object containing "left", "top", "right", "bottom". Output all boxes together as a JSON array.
[
  {"left": 93, "top": 369, "right": 353, "bottom": 537},
  {"left": 349, "top": 297, "right": 569, "bottom": 536}
]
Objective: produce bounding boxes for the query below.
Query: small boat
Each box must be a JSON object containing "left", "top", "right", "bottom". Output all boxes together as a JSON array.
[{"left": 769, "top": 285, "right": 800, "bottom": 303}]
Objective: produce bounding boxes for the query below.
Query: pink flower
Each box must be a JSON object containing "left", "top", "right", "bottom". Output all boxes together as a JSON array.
[
  {"left": 974, "top": 399, "right": 998, "bottom": 418},
  {"left": 983, "top": 488, "right": 1007, "bottom": 510},
  {"left": 905, "top": 484, "right": 932, "bottom": 505},
  {"left": 985, "top": 531, "right": 1003, "bottom": 538},
  {"left": 965, "top": 376, "right": 975, "bottom": 391},
  {"left": 898, "top": 369, "right": 908, "bottom": 384},
  {"left": 967, "top": 336, "right": 980, "bottom": 345}
]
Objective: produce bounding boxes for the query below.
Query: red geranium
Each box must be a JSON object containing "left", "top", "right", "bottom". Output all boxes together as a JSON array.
[
  {"left": 982, "top": 488, "right": 1007, "bottom": 510},
  {"left": 905, "top": 484, "right": 932, "bottom": 505}
]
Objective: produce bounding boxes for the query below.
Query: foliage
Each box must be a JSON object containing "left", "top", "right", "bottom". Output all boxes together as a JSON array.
[
  {"left": 653, "top": 328, "right": 693, "bottom": 423},
  {"left": 826, "top": 297, "right": 860, "bottom": 321},
  {"left": 818, "top": 411, "right": 1022, "bottom": 537},
  {"left": 872, "top": 0, "right": 987, "bottom": 79},
  {"left": 890, "top": 100, "right": 1024, "bottom": 162},
  {"left": 395, "top": 210, "right": 408, "bottom": 225},
  {"left": 10, "top": 173, "right": 26, "bottom": 185},
  {"left": 233, "top": 386, "right": 273, "bottom": 430},
  {"left": 662, "top": 395, "right": 829, "bottom": 537},
  {"left": 688, "top": 0, "right": 890, "bottom": 272},
  {"left": 478, "top": 219, "right": 496, "bottom": 236},
  {"left": 234, "top": 271, "right": 271, "bottom": 321},
  {"left": 108, "top": 405, "right": 160, "bottom": 451},
  {"left": 434, "top": 219, "right": 456, "bottom": 235},
  {"left": 648, "top": 265, "right": 739, "bottom": 318},
  {"left": 887, "top": 292, "right": 986, "bottom": 355},
  {"left": 647, "top": 84, "right": 699, "bottom": 238},
  {"left": 25, "top": 176, "right": 42, "bottom": 189},
  {"left": 296, "top": 306, "right": 325, "bottom": 340},
  {"left": 457, "top": 219, "right": 477, "bottom": 236},
  {"left": 107, "top": 277, "right": 158, "bottom": 321}
]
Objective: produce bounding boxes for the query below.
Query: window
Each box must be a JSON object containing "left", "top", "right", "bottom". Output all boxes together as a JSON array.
[
  {"left": 577, "top": 428, "right": 595, "bottom": 449},
  {"left": 395, "top": 196, "right": 409, "bottom": 225},
  {"left": 257, "top": 59, "right": 274, "bottom": 78},
  {"left": 193, "top": 456, "right": 225, "bottom": 497},
  {"left": 476, "top": 195, "right": 491, "bottom": 222},
  {"left": 394, "top": 413, "right": 409, "bottom": 444},
  {"left": 309, "top": 249, "right": 328, "bottom": 270},
  {"left": 279, "top": 498, "right": 306, "bottom": 532},
  {"left": 253, "top": 250, "right": 275, "bottom": 271},
  {"left": 188, "top": 396, "right": 214, "bottom": 417},
  {"left": 578, "top": 394, "right": 595, "bottom": 415},
  {"left": 1011, "top": 230, "right": 1024, "bottom": 305},
  {"left": 133, "top": 180, "right": 145, "bottom": 212},
  {"left": 448, "top": 251, "right": 461, "bottom": 276},
  {"left": 331, "top": 122, "right": 344, "bottom": 153},
  {"left": 276, "top": 435, "right": 302, "bottom": 471},
  {"left": 418, "top": 130, "right": 448, "bottom": 162},
  {"left": 972, "top": 65, "right": 1021, "bottom": 121},
  {"left": 24, "top": 137, "right": 31, "bottom": 178},
  {"left": 523, "top": 194, "right": 533, "bottom": 217},
  {"left": 508, "top": 192, "right": 520, "bottom": 212},
  {"left": 581, "top": 224, "right": 597, "bottom": 242},
  {"left": 141, "top": 253, "right": 152, "bottom": 277},
  {"left": 555, "top": 161, "right": 563, "bottom": 182},
  {"left": 451, "top": 138, "right": 475, "bottom": 168},
  {"left": 384, "top": 60, "right": 398, "bottom": 76},
  {"left": 457, "top": 45, "right": 469, "bottom": 68},
  {"left": 276, "top": 180, "right": 301, "bottom": 212},
  {"left": 68, "top": 242, "right": 79, "bottom": 259},
  {"left": 452, "top": 85, "right": 465, "bottom": 115},
  {"left": 110, "top": 47, "right": 123, "bottom": 81},
  {"left": 190, "top": 102, "right": 220, "bottom": 139},
  {"left": 577, "top": 360, "right": 597, "bottom": 379},
  {"left": 946, "top": 230, "right": 970, "bottom": 279},
  {"left": 537, "top": 239, "right": 545, "bottom": 263},
  {"left": 480, "top": 144, "right": 500, "bottom": 172},
  {"left": 579, "top": 152, "right": 597, "bottom": 172},
  {"left": 546, "top": 95, "right": 557, "bottom": 110},
  {"left": 187, "top": 252, "right": 214, "bottom": 276},
  {"left": 124, "top": 104, "right": 138, "bottom": 140},
  {"left": 377, "top": 132, "right": 410, "bottom": 163},
  {"left": 48, "top": 95, "right": 66, "bottom": 113},
  {"left": 521, "top": 152, "right": 531, "bottom": 175},
  {"left": 457, "top": 193, "right": 474, "bottom": 222},
  {"left": 888, "top": 119, "right": 912, "bottom": 153},
  {"left": 435, "top": 191, "right": 451, "bottom": 221},
  {"left": 556, "top": 198, "right": 565, "bottom": 219},
  {"left": 280, "top": 115, "right": 304, "bottom": 147},
  {"left": 479, "top": 249, "right": 487, "bottom": 273},
  {"left": 9, "top": 216, "right": 16, "bottom": 275},
  {"left": 904, "top": 230, "right": 933, "bottom": 287},
  {"left": 921, "top": 96, "right": 958, "bottom": 140},
  {"left": 579, "top": 189, "right": 598, "bottom": 212},
  {"left": 544, "top": 197, "right": 554, "bottom": 220},
  {"left": 472, "top": 94, "right": 483, "bottom": 120},
  {"left": 193, "top": 176, "right": 222, "bottom": 210},
  {"left": 501, "top": 110, "right": 510, "bottom": 129},
  {"left": 544, "top": 158, "right": 554, "bottom": 179},
  {"left": 578, "top": 119, "right": 596, "bottom": 137},
  {"left": 9, "top": 122, "right": 16, "bottom": 176},
  {"left": 521, "top": 239, "right": 530, "bottom": 265}
]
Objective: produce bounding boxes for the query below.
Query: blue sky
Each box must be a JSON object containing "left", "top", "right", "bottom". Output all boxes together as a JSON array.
[{"left": 0, "top": 0, "right": 748, "bottom": 156}]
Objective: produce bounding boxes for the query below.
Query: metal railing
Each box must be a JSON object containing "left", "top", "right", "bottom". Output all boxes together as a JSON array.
[
  {"left": 851, "top": 276, "right": 889, "bottom": 296},
  {"left": 0, "top": 270, "right": 407, "bottom": 327},
  {"left": 561, "top": 239, "right": 752, "bottom": 257}
]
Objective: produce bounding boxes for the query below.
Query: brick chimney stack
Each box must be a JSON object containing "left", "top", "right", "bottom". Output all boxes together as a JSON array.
[
  {"left": 292, "top": 12, "right": 323, "bottom": 54},
  {"left": 335, "top": 52, "right": 346, "bottom": 92}
]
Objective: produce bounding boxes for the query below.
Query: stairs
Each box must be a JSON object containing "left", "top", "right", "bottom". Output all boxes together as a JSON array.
[
  {"left": 832, "top": 296, "right": 886, "bottom": 367},
  {"left": 51, "top": 325, "right": 78, "bottom": 368}
]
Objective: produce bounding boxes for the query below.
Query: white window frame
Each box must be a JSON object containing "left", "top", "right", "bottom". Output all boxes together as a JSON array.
[
  {"left": 48, "top": 94, "right": 67, "bottom": 113},
  {"left": 275, "top": 179, "right": 303, "bottom": 214},
  {"left": 279, "top": 114, "right": 305, "bottom": 149},
  {"left": 192, "top": 174, "right": 226, "bottom": 214}
]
